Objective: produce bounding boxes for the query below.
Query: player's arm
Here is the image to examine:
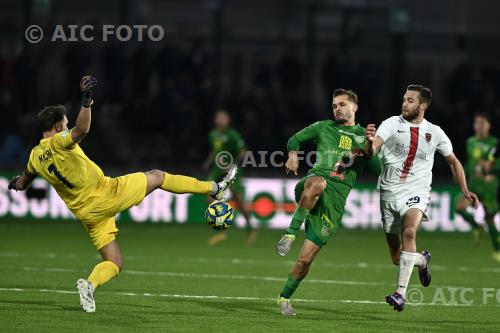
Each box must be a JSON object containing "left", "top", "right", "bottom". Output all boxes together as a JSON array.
[
  {"left": 8, "top": 170, "right": 36, "bottom": 191},
  {"left": 285, "top": 121, "right": 322, "bottom": 175},
  {"left": 364, "top": 123, "right": 385, "bottom": 159},
  {"left": 365, "top": 117, "right": 400, "bottom": 159},
  {"left": 438, "top": 128, "right": 479, "bottom": 208},
  {"left": 71, "top": 76, "right": 97, "bottom": 143},
  {"left": 365, "top": 153, "right": 382, "bottom": 177},
  {"left": 445, "top": 153, "right": 479, "bottom": 209},
  {"left": 446, "top": 153, "right": 479, "bottom": 207}
]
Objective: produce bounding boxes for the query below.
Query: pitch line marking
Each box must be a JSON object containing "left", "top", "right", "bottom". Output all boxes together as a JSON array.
[
  {"left": 1, "top": 287, "right": 499, "bottom": 308},
  {"left": 1, "top": 266, "right": 498, "bottom": 290}
]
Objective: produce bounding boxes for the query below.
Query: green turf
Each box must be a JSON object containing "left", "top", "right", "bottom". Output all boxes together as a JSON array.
[{"left": 1, "top": 219, "right": 499, "bottom": 332}]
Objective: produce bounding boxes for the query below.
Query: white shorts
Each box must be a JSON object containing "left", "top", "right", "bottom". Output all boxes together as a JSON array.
[{"left": 380, "top": 193, "right": 430, "bottom": 234}]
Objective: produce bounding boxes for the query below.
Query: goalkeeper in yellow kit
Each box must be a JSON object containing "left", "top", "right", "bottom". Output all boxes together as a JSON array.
[{"left": 7, "top": 76, "right": 237, "bottom": 313}]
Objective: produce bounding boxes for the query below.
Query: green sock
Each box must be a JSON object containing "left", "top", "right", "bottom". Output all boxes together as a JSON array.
[
  {"left": 287, "top": 207, "right": 309, "bottom": 235},
  {"left": 487, "top": 223, "right": 500, "bottom": 251},
  {"left": 279, "top": 274, "right": 301, "bottom": 299},
  {"left": 457, "top": 209, "right": 480, "bottom": 229}
]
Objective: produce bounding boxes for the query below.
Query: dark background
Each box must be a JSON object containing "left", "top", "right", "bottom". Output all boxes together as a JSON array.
[{"left": 1, "top": 0, "right": 500, "bottom": 179}]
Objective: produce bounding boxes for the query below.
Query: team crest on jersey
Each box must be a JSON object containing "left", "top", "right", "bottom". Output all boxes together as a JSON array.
[
  {"left": 354, "top": 135, "right": 365, "bottom": 144},
  {"left": 425, "top": 133, "right": 432, "bottom": 142},
  {"left": 321, "top": 224, "right": 331, "bottom": 237}
]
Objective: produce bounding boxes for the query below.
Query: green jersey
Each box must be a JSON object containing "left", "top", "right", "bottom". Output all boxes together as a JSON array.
[
  {"left": 287, "top": 120, "right": 381, "bottom": 189},
  {"left": 465, "top": 135, "right": 498, "bottom": 189},
  {"left": 209, "top": 127, "right": 245, "bottom": 172}
]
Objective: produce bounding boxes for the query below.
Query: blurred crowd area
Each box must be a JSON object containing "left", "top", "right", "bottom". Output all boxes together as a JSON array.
[
  {"left": 2, "top": 41, "right": 500, "bottom": 177},
  {"left": 1, "top": 0, "right": 500, "bottom": 178}
]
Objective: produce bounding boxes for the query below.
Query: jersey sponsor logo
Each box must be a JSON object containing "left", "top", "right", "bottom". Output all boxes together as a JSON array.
[
  {"left": 338, "top": 135, "right": 352, "bottom": 150},
  {"left": 329, "top": 149, "right": 365, "bottom": 180},
  {"left": 400, "top": 127, "right": 419, "bottom": 182},
  {"left": 395, "top": 143, "right": 428, "bottom": 161}
]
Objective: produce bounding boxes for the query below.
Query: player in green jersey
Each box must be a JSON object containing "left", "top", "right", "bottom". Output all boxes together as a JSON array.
[
  {"left": 456, "top": 113, "right": 500, "bottom": 260},
  {"left": 203, "top": 110, "right": 256, "bottom": 245},
  {"left": 275, "top": 89, "right": 381, "bottom": 315}
]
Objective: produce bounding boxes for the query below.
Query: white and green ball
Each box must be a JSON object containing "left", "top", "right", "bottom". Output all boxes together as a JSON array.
[{"left": 206, "top": 201, "right": 235, "bottom": 230}]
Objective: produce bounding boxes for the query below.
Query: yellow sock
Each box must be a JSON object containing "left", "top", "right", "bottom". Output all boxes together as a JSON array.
[
  {"left": 161, "top": 173, "right": 213, "bottom": 194},
  {"left": 87, "top": 261, "right": 120, "bottom": 289}
]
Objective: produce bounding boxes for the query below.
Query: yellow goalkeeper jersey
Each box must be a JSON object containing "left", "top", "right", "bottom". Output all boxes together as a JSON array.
[{"left": 26, "top": 129, "right": 105, "bottom": 212}]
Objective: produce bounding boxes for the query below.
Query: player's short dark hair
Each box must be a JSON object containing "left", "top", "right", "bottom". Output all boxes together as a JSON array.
[
  {"left": 406, "top": 85, "right": 432, "bottom": 107},
  {"left": 474, "top": 112, "right": 491, "bottom": 123},
  {"left": 37, "top": 105, "right": 67, "bottom": 132},
  {"left": 333, "top": 89, "right": 358, "bottom": 104}
]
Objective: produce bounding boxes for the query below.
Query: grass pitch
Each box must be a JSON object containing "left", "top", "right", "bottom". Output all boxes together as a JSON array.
[{"left": 1, "top": 219, "right": 499, "bottom": 332}]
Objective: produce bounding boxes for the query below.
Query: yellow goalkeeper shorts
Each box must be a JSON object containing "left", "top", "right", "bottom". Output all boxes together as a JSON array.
[{"left": 73, "top": 172, "right": 147, "bottom": 249}]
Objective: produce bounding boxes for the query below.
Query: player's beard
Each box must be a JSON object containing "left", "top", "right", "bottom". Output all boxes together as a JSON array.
[
  {"left": 402, "top": 106, "right": 420, "bottom": 122},
  {"left": 334, "top": 110, "right": 352, "bottom": 124}
]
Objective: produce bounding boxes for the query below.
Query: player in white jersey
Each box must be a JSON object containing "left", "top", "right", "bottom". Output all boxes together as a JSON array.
[{"left": 365, "top": 85, "right": 479, "bottom": 312}]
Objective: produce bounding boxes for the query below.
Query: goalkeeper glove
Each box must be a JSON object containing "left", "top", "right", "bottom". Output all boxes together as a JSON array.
[
  {"left": 8, "top": 175, "right": 20, "bottom": 191},
  {"left": 80, "top": 75, "right": 98, "bottom": 108}
]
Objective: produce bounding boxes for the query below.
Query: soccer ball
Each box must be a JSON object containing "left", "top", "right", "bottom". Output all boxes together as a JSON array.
[{"left": 206, "top": 201, "right": 235, "bottom": 230}]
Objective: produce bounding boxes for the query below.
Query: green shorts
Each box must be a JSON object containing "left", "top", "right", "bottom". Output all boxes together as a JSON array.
[
  {"left": 295, "top": 174, "right": 349, "bottom": 247},
  {"left": 469, "top": 183, "right": 498, "bottom": 215}
]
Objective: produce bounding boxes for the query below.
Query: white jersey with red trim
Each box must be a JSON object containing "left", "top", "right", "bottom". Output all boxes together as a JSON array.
[{"left": 376, "top": 115, "right": 453, "bottom": 200}]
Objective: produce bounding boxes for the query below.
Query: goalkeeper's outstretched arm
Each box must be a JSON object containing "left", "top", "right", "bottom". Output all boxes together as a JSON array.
[
  {"left": 8, "top": 170, "right": 36, "bottom": 191},
  {"left": 71, "top": 76, "right": 97, "bottom": 143}
]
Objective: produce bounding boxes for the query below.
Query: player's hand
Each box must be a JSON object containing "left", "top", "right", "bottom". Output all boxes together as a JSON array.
[
  {"left": 285, "top": 153, "right": 299, "bottom": 176},
  {"left": 365, "top": 124, "right": 377, "bottom": 142},
  {"left": 8, "top": 175, "right": 20, "bottom": 191},
  {"left": 463, "top": 191, "right": 480, "bottom": 209},
  {"left": 80, "top": 75, "right": 98, "bottom": 108}
]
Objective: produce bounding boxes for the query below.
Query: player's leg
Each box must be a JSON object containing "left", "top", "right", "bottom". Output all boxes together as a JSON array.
[
  {"left": 77, "top": 218, "right": 121, "bottom": 313},
  {"left": 232, "top": 191, "right": 257, "bottom": 245},
  {"left": 87, "top": 240, "right": 123, "bottom": 288},
  {"left": 278, "top": 239, "right": 322, "bottom": 316},
  {"left": 456, "top": 194, "right": 483, "bottom": 243},
  {"left": 385, "top": 233, "right": 402, "bottom": 265},
  {"left": 387, "top": 209, "right": 429, "bottom": 309},
  {"left": 277, "top": 187, "right": 339, "bottom": 315},
  {"left": 485, "top": 212, "right": 500, "bottom": 261},
  {"left": 145, "top": 169, "right": 215, "bottom": 196},
  {"left": 381, "top": 200, "right": 404, "bottom": 266},
  {"left": 144, "top": 165, "right": 237, "bottom": 200},
  {"left": 276, "top": 176, "right": 326, "bottom": 256}
]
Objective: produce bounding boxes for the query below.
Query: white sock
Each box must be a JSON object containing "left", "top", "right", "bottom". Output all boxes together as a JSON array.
[
  {"left": 396, "top": 251, "right": 417, "bottom": 298},
  {"left": 211, "top": 181, "right": 218, "bottom": 195},
  {"left": 414, "top": 253, "right": 426, "bottom": 269}
]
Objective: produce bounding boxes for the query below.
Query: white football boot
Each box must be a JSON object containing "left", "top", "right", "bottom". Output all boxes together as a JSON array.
[{"left": 76, "top": 278, "right": 96, "bottom": 313}]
